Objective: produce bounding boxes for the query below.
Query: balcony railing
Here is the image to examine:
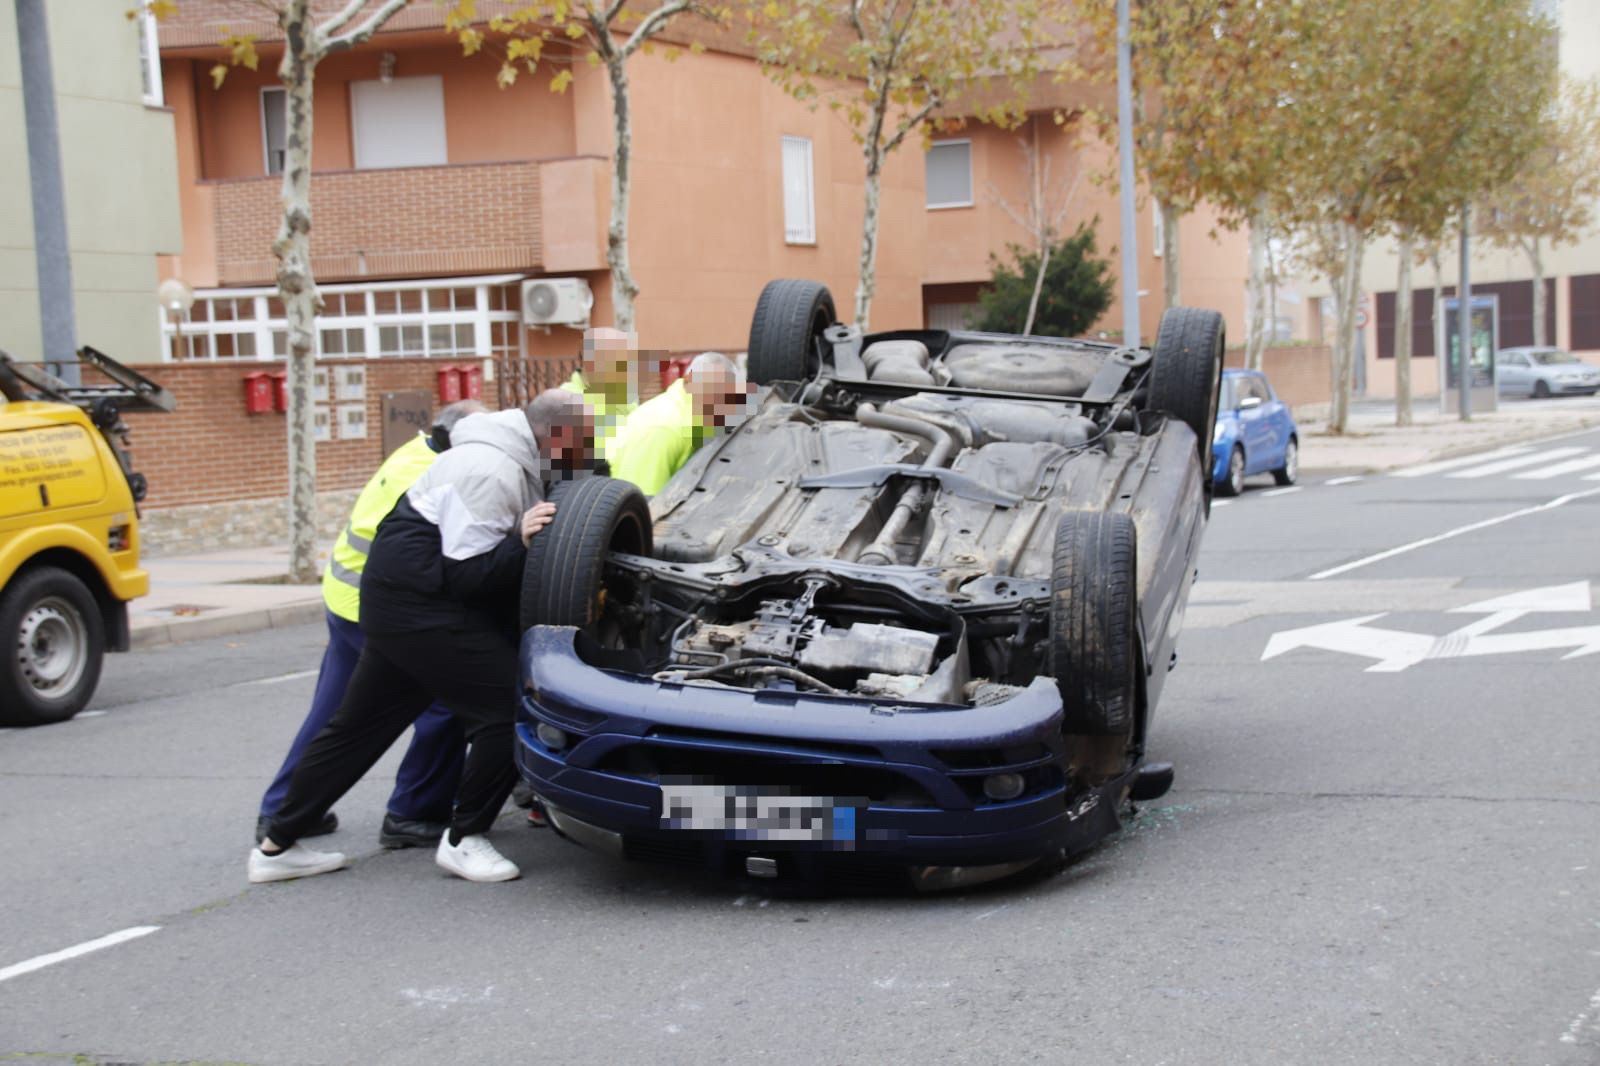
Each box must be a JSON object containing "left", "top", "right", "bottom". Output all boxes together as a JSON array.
[{"left": 208, "top": 157, "right": 607, "bottom": 286}]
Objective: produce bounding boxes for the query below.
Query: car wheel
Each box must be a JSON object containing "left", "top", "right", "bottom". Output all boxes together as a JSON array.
[
  {"left": 747, "top": 279, "right": 836, "bottom": 385},
  {"left": 1533, "top": 379, "right": 1551, "bottom": 399},
  {"left": 1272, "top": 437, "right": 1298, "bottom": 486},
  {"left": 1148, "top": 308, "right": 1226, "bottom": 480},
  {"left": 1216, "top": 446, "right": 1245, "bottom": 497},
  {"left": 1048, "top": 511, "right": 1139, "bottom": 736},
  {"left": 520, "top": 477, "right": 653, "bottom": 634},
  {"left": 0, "top": 566, "right": 105, "bottom": 727}
]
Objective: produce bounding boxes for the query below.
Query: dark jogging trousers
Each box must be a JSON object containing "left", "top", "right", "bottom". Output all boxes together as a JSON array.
[{"left": 264, "top": 620, "right": 521, "bottom": 848}]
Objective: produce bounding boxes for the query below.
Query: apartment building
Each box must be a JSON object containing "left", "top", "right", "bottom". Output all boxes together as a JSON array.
[{"left": 0, "top": 0, "right": 180, "bottom": 365}]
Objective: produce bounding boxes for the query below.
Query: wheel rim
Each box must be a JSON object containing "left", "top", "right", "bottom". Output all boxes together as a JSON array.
[
  {"left": 16, "top": 596, "right": 88, "bottom": 700},
  {"left": 1284, "top": 440, "right": 1298, "bottom": 480},
  {"left": 1230, "top": 450, "right": 1245, "bottom": 494}
]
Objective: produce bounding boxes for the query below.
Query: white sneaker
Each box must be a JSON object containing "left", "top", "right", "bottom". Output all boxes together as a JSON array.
[
  {"left": 247, "top": 842, "right": 349, "bottom": 884},
  {"left": 435, "top": 833, "right": 521, "bottom": 883}
]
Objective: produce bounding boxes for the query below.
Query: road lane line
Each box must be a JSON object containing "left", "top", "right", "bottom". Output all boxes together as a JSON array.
[
  {"left": 1389, "top": 445, "right": 1533, "bottom": 478},
  {"left": 242, "top": 669, "right": 320, "bottom": 687},
  {"left": 0, "top": 926, "right": 160, "bottom": 984},
  {"left": 1513, "top": 453, "right": 1600, "bottom": 480},
  {"left": 1261, "top": 486, "right": 1303, "bottom": 497},
  {"left": 1308, "top": 485, "right": 1600, "bottom": 581},
  {"left": 1210, "top": 499, "right": 1234, "bottom": 507},
  {"left": 1324, "top": 476, "right": 1364, "bottom": 486},
  {"left": 1445, "top": 447, "right": 1587, "bottom": 479}
]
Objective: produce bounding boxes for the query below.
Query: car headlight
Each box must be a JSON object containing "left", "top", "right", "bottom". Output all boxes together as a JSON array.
[{"left": 1212, "top": 420, "right": 1227, "bottom": 444}]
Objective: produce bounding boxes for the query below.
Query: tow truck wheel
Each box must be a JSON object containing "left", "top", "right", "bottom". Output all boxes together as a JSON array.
[
  {"left": 521, "top": 476, "right": 652, "bottom": 634},
  {"left": 1048, "top": 511, "right": 1139, "bottom": 737},
  {"left": 0, "top": 566, "right": 105, "bottom": 726}
]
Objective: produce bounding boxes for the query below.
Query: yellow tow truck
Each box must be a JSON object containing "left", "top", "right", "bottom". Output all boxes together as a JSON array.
[{"left": 0, "top": 348, "right": 173, "bottom": 725}]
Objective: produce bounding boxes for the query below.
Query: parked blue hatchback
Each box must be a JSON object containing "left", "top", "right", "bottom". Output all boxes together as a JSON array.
[{"left": 1211, "top": 368, "right": 1298, "bottom": 496}]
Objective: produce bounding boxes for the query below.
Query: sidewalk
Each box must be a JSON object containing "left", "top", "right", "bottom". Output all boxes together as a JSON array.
[
  {"left": 1296, "top": 393, "right": 1600, "bottom": 472},
  {"left": 131, "top": 392, "right": 1600, "bottom": 647},
  {"left": 131, "top": 545, "right": 330, "bottom": 649}
]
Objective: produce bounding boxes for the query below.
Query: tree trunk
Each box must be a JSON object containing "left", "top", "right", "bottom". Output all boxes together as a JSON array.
[
  {"left": 1267, "top": 228, "right": 1279, "bottom": 344},
  {"left": 855, "top": 145, "right": 883, "bottom": 330},
  {"left": 1330, "top": 221, "right": 1365, "bottom": 435},
  {"left": 275, "top": 3, "right": 319, "bottom": 584},
  {"left": 1023, "top": 240, "right": 1051, "bottom": 336},
  {"left": 1160, "top": 199, "right": 1180, "bottom": 308},
  {"left": 1245, "top": 202, "right": 1268, "bottom": 370},
  {"left": 1395, "top": 236, "right": 1414, "bottom": 427},
  {"left": 605, "top": 56, "right": 640, "bottom": 333},
  {"left": 1528, "top": 236, "right": 1546, "bottom": 348}
]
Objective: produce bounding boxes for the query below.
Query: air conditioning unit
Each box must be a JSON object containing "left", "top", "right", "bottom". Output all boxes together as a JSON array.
[{"left": 521, "top": 277, "right": 594, "bottom": 327}]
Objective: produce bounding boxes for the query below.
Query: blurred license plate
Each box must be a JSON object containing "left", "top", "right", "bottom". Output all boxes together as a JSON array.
[{"left": 660, "top": 782, "right": 860, "bottom": 843}]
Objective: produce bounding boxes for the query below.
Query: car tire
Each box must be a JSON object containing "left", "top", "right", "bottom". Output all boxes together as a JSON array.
[
  {"left": 521, "top": 476, "right": 653, "bottom": 633},
  {"left": 0, "top": 566, "right": 105, "bottom": 727},
  {"left": 1048, "top": 511, "right": 1140, "bottom": 736},
  {"left": 1272, "top": 437, "right": 1298, "bottom": 486},
  {"left": 1533, "top": 379, "right": 1551, "bottom": 399},
  {"left": 1148, "top": 307, "right": 1226, "bottom": 478},
  {"left": 1216, "top": 446, "right": 1245, "bottom": 497},
  {"left": 747, "top": 279, "right": 836, "bottom": 385}
]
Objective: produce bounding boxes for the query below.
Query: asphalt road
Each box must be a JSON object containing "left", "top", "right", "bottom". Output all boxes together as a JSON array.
[{"left": 4, "top": 426, "right": 1600, "bottom": 1065}]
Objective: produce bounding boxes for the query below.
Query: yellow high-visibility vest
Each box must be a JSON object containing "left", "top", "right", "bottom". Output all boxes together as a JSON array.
[
  {"left": 321, "top": 434, "right": 439, "bottom": 622},
  {"left": 561, "top": 371, "right": 636, "bottom": 461},
  {"left": 607, "top": 379, "right": 708, "bottom": 496}
]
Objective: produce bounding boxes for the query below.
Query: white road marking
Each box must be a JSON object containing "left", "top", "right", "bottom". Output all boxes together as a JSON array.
[
  {"left": 1587, "top": 470, "right": 1600, "bottom": 481},
  {"left": 1512, "top": 453, "right": 1600, "bottom": 480},
  {"left": 1561, "top": 986, "right": 1600, "bottom": 1045},
  {"left": 1445, "top": 447, "right": 1588, "bottom": 479},
  {"left": 77, "top": 710, "right": 107, "bottom": 718},
  {"left": 1261, "top": 486, "right": 1303, "bottom": 497},
  {"left": 0, "top": 926, "right": 160, "bottom": 984},
  {"left": 242, "top": 669, "right": 319, "bottom": 687},
  {"left": 1388, "top": 445, "right": 1533, "bottom": 478},
  {"left": 1210, "top": 499, "right": 1234, "bottom": 508},
  {"left": 1263, "top": 582, "right": 1600, "bottom": 672},
  {"left": 1324, "top": 476, "right": 1364, "bottom": 486},
  {"left": 1308, "top": 486, "right": 1600, "bottom": 580}
]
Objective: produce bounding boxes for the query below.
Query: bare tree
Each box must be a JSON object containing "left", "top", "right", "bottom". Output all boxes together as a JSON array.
[{"left": 986, "top": 116, "right": 1084, "bottom": 336}]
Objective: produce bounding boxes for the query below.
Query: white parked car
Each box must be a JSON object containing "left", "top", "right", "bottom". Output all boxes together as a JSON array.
[{"left": 1496, "top": 347, "right": 1600, "bottom": 398}]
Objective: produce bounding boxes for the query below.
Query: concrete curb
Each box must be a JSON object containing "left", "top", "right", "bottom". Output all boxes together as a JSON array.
[{"left": 130, "top": 599, "right": 324, "bottom": 650}]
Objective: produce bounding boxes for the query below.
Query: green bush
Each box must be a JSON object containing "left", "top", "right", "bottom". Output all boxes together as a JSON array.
[{"left": 971, "top": 223, "right": 1115, "bottom": 338}]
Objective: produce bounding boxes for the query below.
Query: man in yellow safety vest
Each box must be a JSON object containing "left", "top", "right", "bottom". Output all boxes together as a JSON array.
[
  {"left": 609, "top": 351, "right": 747, "bottom": 496},
  {"left": 255, "top": 399, "right": 487, "bottom": 850},
  {"left": 561, "top": 326, "right": 639, "bottom": 466}
]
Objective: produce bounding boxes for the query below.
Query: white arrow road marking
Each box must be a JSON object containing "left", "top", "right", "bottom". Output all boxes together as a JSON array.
[
  {"left": 1446, "top": 447, "right": 1587, "bottom": 479},
  {"left": 1308, "top": 486, "right": 1600, "bottom": 580},
  {"left": 0, "top": 926, "right": 160, "bottom": 984},
  {"left": 1262, "top": 582, "right": 1600, "bottom": 672},
  {"left": 1324, "top": 476, "right": 1364, "bottom": 486},
  {"left": 1514, "top": 453, "right": 1600, "bottom": 480}
]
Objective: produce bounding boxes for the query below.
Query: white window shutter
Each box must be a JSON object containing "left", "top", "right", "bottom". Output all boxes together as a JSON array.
[{"left": 781, "top": 136, "right": 815, "bottom": 244}]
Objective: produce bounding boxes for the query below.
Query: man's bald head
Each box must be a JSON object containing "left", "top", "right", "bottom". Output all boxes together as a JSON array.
[{"left": 581, "top": 326, "right": 638, "bottom": 398}]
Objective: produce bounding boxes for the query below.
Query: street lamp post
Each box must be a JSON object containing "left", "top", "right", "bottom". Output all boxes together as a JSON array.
[
  {"left": 1116, "top": 0, "right": 1140, "bottom": 348},
  {"left": 1457, "top": 203, "right": 1472, "bottom": 421}
]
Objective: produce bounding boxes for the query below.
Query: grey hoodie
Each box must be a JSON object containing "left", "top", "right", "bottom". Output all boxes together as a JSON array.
[{"left": 406, "top": 410, "right": 547, "bottom": 560}]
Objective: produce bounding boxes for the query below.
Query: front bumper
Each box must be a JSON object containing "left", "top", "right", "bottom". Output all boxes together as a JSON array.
[{"left": 516, "top": 627, "right": 1132, "bottom": 876}]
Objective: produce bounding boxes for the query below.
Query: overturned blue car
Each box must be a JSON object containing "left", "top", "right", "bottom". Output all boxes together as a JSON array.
[{"left": 515, "top": 279, "right": 1220, "bottom": 889}]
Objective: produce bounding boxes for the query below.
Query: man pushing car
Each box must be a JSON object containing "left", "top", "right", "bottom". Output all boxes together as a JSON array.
[{"left": 247, "top": 389, "right": 594, "bottom": 885}]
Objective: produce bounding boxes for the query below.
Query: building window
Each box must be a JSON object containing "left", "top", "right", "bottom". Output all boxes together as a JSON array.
[
  {"left": 261, "top": 88, "right": 287, "bottom": 176},
  {"left": 925, "top": 140, "right": 973, "bottom": 209},
  {"left": 160, "top": 275, "right": 523, "bottom": 361},
  {"left": 137, "top": 10, "right": 163, "bottom": 106},
  {"left": 350, "top": 76, "right": 448, "bottom": 169},
  {"left": 1152, "top": 201, "right": 1164, "bottom": 256},
  {"left": 781, "top": 136, "right": 816, "bottom": 245}
]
